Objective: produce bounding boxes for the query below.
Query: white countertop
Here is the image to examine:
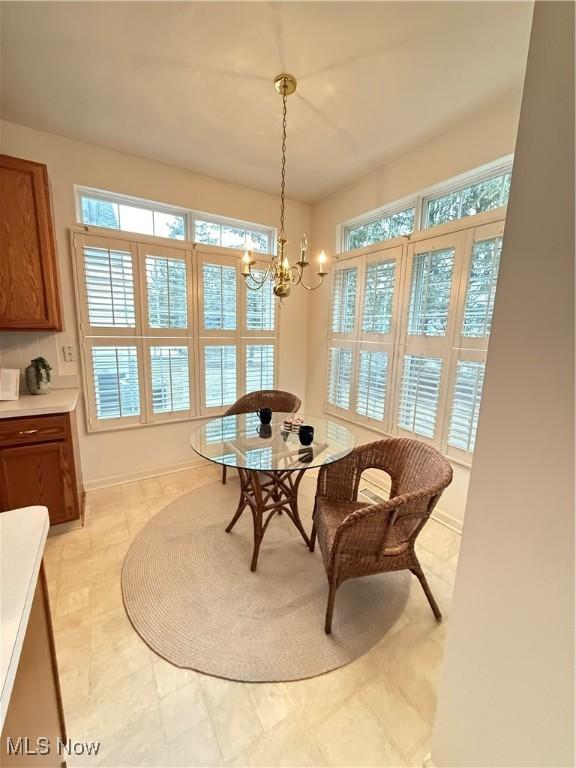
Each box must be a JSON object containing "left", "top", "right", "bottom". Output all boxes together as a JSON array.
[
  {"left": 0, "top": 388, "right": 78, "bottom": 419},
  {"left": 0, "top": 506, "right": 50, "bottom": 729}
]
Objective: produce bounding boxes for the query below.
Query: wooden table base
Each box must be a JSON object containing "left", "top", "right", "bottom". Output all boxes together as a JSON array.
[{"left": 225, "top": 468, "right": 311, "bottom": 571}]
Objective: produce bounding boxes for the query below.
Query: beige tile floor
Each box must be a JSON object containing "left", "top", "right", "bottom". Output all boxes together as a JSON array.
[{"left": 44, "top": 465, "right": 460, "bottom": 768}]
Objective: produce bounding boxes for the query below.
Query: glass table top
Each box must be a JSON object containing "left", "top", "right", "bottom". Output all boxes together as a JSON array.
[{"left": 190, "top": 413, "right": 356, "bottom": 472}]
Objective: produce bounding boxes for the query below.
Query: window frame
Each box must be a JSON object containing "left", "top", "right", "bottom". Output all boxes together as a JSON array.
[
  {"left": 75, "top": 186, "right": 276, "bottom": 254},
  {"left": 72, "top": 229, "right": 278, "bottom": 432},
  {"left": 339, "top": 156, "right": 512, "bottom": 253},
  {"left": 324, "top": 209, "right": 506, "bottom": 467}
]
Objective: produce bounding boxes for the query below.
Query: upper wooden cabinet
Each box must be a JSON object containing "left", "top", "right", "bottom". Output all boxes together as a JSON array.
[{"left": 0, "top": 154, "right": 63, "bottom": 331}]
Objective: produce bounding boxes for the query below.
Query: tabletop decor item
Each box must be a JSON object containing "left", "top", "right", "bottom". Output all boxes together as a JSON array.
[
  {"left": 0, "top": 368, "right": 20, "bottom": 400},
  {"left": 298, "top": 425, "right": 314, "bottom": 446},
  {"left": 25, "top": 357, "right": 52, "bottom": 395},
  {"left": 282, "top": 415, "right": 304, "bottom": 432},
  {"left": 257, "top": 407, "right": 272, "bottom": 424}
]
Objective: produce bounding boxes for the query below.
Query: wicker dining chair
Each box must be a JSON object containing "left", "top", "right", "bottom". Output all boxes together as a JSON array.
[
  {"left": 221, "top": 389, "right": 301, "bottom": 484},
  {"left": 310, "top": 438, "right": 453, "bottom": 633}
]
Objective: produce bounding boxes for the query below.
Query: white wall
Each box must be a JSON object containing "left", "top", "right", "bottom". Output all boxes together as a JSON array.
[
  {"left": 431, "top": 2, "right": 574, "bottom": 765},
  {"left": 0, "top": 121, "right": 311, "bottom": 485},
  {"left": 306, "top": 92, "right": 523, "bottom": 527}
]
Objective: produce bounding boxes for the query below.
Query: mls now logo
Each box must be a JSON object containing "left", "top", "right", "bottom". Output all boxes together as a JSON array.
[{"left": 6, "top": 737, "right": 101, "bottom": 757}]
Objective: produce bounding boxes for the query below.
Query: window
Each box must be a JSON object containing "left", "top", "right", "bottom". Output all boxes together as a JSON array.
[
  {"left": 203, "top": 345, "right": 237, "bottom": 408},
  {"left": 462, "top": 237, "right": 502, "bottom": 338},
  {"left": 331, "top": 266, "right": 358, "bottom": 334},
  {"left": 346, "top": 207, "right": 415, "bottom": 250},
  {"left": 327, "top": 347, "right": 353, "bottom": 410},
  {"left": 341, "top": 159, "right": 511, "bottom": 253},
  {"left": 80, "top": 193, "right": 186, "bottom": 240},
  {"left": 356, "top": 350, "right": 388, "bottom": 420},
  {"left": 76, "top": 187, "right": 275, "bottom": 254},
  {"left": 245, "top": 344, "right": 274, "bottom": 392},
  {"left": 425, "top": 172, "right": 511, "bottom": 228},
  {"left": 202, "top": 263, "right": 237, "bottom": 331},
  {"left": 407, "top": 248, "right": 455, "bottom": 336},
  {"left": 150, "top": 346, "right": 190, "bottom": 414},
  {"left": 91, "top": 346, "right": 140, "bottom": 421},
  {"left": 398, "top": 355, "right": 442, "bottom": 439},
  {"left": 362, "top": 259, "right": 396, "bottom": 335},
  {"left": 146, "top": 256, "right": 187, "bottom": 329},
  {"left": 326, "top": 213, "right": 504, "bottom": 462},
  {"left": 74, "top": 231, "right": 277, "bottom": 431},
  {"left": 448, "top": 360, "right": 485, "bottom": 452},
  {"left": 195, "top": 220, "right": 271, "bottom": 254}
]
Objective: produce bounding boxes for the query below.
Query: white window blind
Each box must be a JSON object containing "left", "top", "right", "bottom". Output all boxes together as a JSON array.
[
  {"left": 362, "top": 260, "right": 396, "bottom": 334},
  {"left": 448, "top": 360, "right": 485, "bottom": 452},
  {"left": 84, "top": 246, "right": 135, "bottom": 327},
  {"left": 408, "top": 248, "right": 454, "bottom": 336},
  {"left": 328, "top": 347, "right": 353, "bottom": 409},
  {"left": 204, "top": 345, "right": 237, "bottom": 408},
  {"left": 246, "top": 269, "right": 275, "bottom": 331},
  {"left": 331, "top": 267, "right": 358, "bottom": 334},
  {"left": 202, "top": 263, "right": 237, "bottom": 331},
  {"left": 150, "top": 346, "right": 190, "bottom": 414},
  {"left": 462, "top": 237, "right": 502, "bottom": 338},
  {"left": 398, "top": 355, "right": 442, "bottom": 439},
  {"left": 246, "top": 344, "right": 274, "bottom": 392},
  {"left": 146, "top": 256, "right": 187, "bottom": 329},
  {"left": 91, "top": 346, "right": 140, "bottom": 420},
  {"left": 356, "top": 350, "right": 388, "bottom": 420}
]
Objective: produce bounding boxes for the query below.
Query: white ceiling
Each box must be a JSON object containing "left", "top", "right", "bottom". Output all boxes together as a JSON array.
[{"left": 1, "top": 2, "right": 533, "bottom": 202}]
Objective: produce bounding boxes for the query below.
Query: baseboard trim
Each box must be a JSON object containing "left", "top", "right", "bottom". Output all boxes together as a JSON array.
[{"left": 83, "top": 457, "right": 210, "bottom": 491}]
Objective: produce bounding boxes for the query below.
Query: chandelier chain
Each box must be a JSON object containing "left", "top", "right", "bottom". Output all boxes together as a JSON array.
[{"left": 279, "top": 91, "right": 288, "bottom": 240}]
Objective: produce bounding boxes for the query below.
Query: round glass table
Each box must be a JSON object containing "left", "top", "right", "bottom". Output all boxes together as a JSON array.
[{"left": 190, "top": 413, "right": 356, "bottom": 571}]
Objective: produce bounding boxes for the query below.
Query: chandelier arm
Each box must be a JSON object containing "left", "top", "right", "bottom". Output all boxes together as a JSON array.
[
  {"left": 298, "top": 273, "right": 325, "bottom": 292},
  {"left": 244, "top": 264, "right": 272, "bottom": 288}
]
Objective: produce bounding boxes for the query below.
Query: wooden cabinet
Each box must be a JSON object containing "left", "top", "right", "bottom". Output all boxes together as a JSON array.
[
  {"left": 0, "top": 154, "right": 63, "bottom": 331},
  {"left": 0, "top": 412, "right": 83, "bottom": 525}
]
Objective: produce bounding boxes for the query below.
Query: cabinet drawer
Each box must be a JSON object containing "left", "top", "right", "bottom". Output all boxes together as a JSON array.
[{"left": 0, "top": 415, "right": 67, "bottom": 447}]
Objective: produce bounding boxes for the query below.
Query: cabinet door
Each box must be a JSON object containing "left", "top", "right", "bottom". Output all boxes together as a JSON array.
[
  {"left": 0, "top": 154, "right": 63, "bottom": 330},
  {"left": 0, "top": 441, "right": 77, "bottom": 525}
]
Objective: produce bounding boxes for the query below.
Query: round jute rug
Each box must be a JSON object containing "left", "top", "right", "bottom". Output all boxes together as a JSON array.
[{"left": 121, "top": 477, "right": 409, "bottom": 682}]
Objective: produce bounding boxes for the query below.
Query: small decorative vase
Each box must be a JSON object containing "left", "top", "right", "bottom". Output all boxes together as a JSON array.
[{"left": 25, "top": 365, "right": 51, "bottom": 395}]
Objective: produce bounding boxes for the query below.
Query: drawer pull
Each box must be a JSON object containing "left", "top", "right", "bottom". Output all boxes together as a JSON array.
[{"left": 18, "top": 429, "right": 39, "bottom": 435}]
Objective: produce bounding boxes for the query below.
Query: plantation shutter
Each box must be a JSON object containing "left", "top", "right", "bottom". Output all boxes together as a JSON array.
[
  {"left": 203, "top": 345, "right": 237, "bottom": 408},
  {"left": 91, "top": 346, "right": 140, "bottom": 420},
  {"left": 84, "top": 245, "right": 136, "bottom": 328},
  {"left": 245, "top": 268, "right": 275, "bottom": 331},
  {"left": 448, "top": 360, "right": 485, "bottom": 452},
  {"left": 362, "top": 259, "right": 396, "bottom": 335},
  {"left": 202, "top": 262, "right": 237, "bottom": 331},
  {"left": 356, "top": 350, "right": 388, "bottom": 420},
  {"left": 398, "top": 355, "right": 442, "bottom": 439},
  {"left": 407, "top": 248, "right": 455, "bottom": 336},
  {"left": 145, "top": 255, "right": 187, "bottom": 329},
  {"left": 150, "top": 346, "right": 190, "bottom": 414},
  {"left": 462, "top": 237, "right": 502, "bottom": 338},
  {"left": 245, "top": 344, "right": 274, "bottom": 392},
  {"left": 331, "top": 265, "right": 358, "bottom": 335},
  {"left": 327, "top": 347, "right": 353, "bottom": 410}
]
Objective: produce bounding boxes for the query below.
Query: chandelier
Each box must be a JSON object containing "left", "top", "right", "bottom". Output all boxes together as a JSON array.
[{"left": 241, "top": 73, "right": 328, "bottom": 299}]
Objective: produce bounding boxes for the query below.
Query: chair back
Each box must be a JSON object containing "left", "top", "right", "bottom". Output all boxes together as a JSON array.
[
  {"left": 224, "top": 389, "right": 301, "bottom": 417},
  {"left": 337, "top": 439, "right": 452, "bottom": 557}
]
